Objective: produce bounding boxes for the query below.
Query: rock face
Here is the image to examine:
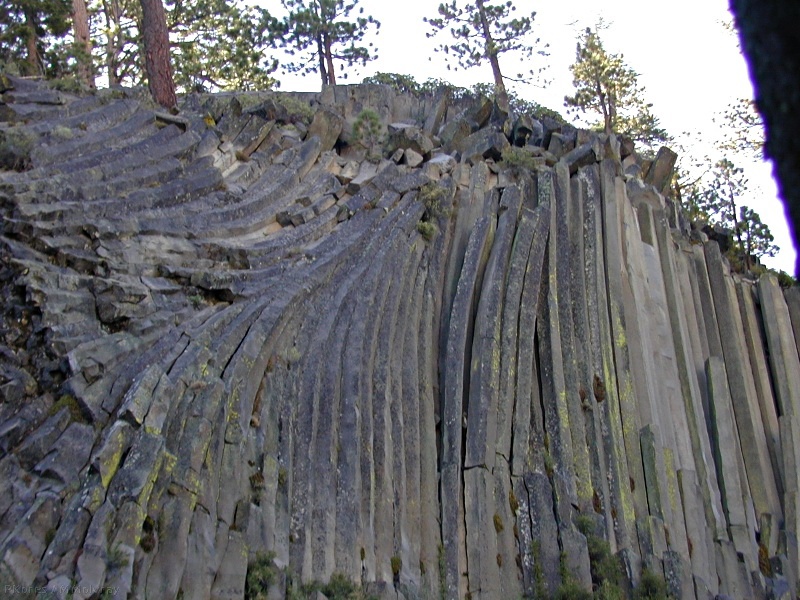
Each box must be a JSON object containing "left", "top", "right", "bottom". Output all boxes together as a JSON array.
[{"left": 0, "top": 77, "right": 798, "bottom": 600}]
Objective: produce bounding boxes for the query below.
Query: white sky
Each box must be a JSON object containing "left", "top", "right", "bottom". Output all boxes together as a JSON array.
[{"left": 265, "top": 0, "right": 796, "bottom": 274}]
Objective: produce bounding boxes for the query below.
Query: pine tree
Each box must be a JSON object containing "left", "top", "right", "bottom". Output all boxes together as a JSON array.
[
  {"left": 271, "top": 0, "right": 379, "bottom": 87},
  {"left": 424, "top": 0, "right": 546, "bottom": 113},
  {"left": 168, "top": 0, "right": 277, "bottom": 91},
  {"left": 738, "top": 206, "right": 778, "bottom": 266},
  {"left": 71, "top": 0, "right": 94, "bottom": 87},
  {"left": 684, "top": 158, "right": 778, "bottom": 269},
  {"left": 564, "top": 27, "right": 668, "bottom": 150},
  {"left": 715, "top": 98, "right": 765, "bottom": 160},
  {"left": 85, "top": 0, "right": 277, "bottom": 91},
  {"left": 0, "top": 0, "right": 72, "bottom": 75},
  {"left": 96, "top": 0, "right": 144, "bottom": 87}
]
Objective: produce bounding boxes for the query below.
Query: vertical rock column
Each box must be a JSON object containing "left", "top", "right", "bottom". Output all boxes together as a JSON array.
[
  {"left": 440, "top": 216, "right": 494, "bottom": 600},
  {"left": 758, "top": 275, "right": 800, "bottom": 591},
  {"left": 578, "top": 163, "right": 634, "bottom": 556}
]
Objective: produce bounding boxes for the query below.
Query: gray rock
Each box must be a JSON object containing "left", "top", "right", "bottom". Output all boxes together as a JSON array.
[
  {"left": 307, "top": 108, "right": 343, "bottom": 153},
  {"left": 403, "top": 148, "right": 423, "bottom": 167},
  {"left": 210, "top": 531, "right": 248, "bottom": 600},
  {"left": 427, "top": 153, "right": 456, "bottom": 173},
  {"left": 0, "top": 493, "right": 60, "bottom": 586},
  {"left": 643, "top": 146, "right": 678, "bottom": 193},
  {"left": 34, "top": 421, "right": 94, "bottom": 483},
  {"left": 118, "top": 365, "right": 162, "bottom": 426},
  {"left": 560, "top": 139, "right": 601, "bottom": 174},
  {"left": 107, "top": 432, "right": 164, "bottom": 507},
  {"left": 0, "top": 78, "right": 789, "bottom": 600},
  {"left": 16, "top": 408, "right": 72, "bottom": 468},
  {"left": 438, "top": 114, "right": 472, "bottom": 151},
  {"left": 458, "top": 128, "right": 510, "bottom": 163},
  {"left": 387, "top": 123, "right": 434, "bottom": 157},
  {"left": 510, "top": 114, "right": 537, "bottom": 147}
]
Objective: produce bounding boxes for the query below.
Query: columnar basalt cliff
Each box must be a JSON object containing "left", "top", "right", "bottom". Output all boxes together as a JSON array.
[{"left": 0, "top": 76, "right": 798, "bottom": 600}]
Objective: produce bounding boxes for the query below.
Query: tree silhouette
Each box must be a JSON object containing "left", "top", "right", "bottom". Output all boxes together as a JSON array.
[
  {"left": 271, "top": 0, "right": 379, "bottom": 87},
  {"left": 564, "top": 27, "right": 668, "bottom": 151},
  {"left": 424, "top": 0, "right": 546, "bottom": 113}
]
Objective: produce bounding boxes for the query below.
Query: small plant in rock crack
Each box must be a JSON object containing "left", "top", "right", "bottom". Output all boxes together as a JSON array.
[
  {"left": 106, "top": 544, "right": 130, "bottom": 570},
  {"left": 419, "top": 182, "right": 449, "bottom": 220},
  {"left": 353, "top": 109, "right": 385, "bottom": 162},
  {"left": 417, "top": 221, "right": 438, "bottom": 241},
  {"left": 501, "top": 146, "right": 539, "bottom": 172},
  {"left": 245, "top": 551, "right": 277, "bottom": 599}
]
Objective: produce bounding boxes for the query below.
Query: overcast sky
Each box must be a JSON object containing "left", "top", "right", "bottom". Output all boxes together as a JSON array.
[{"left": 265, "top": 0, "right": 796, "bottom": 274}]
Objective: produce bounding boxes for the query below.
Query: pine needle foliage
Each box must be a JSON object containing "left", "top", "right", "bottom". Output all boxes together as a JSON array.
[{"left": 564, "top": 27, "right": 669, "bottom": 151}]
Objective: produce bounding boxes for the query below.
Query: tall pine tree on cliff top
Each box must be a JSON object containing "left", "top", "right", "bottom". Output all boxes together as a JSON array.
[
  {"left": 564, "top": 27, "right": 668, "bottom": 151},
  {"left": 271, "top": 0, "right": 380, "bottom": 87},
  {"left": 424, "top": 0, "right": 546, "bottom": 113}
]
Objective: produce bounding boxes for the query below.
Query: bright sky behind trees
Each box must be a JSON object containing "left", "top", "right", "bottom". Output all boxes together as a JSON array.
[{"left": 265, "top": 0, "right": 796, "bottom": 274}]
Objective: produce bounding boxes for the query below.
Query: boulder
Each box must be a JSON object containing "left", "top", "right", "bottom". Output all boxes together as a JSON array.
[
  {"left": 387, "top": 123, "right": 435, "bottom": 157},
  {"left": 511, "top": 114, "right": 542, "bottom": 147},
  {"left": 561, "top": 139, "right": 601, "bottom": 174},
  {"left": 34, "top": 421, "right": 95, "bottom": 483},
  {"left": 307, "top": 108, "right": 343, "bottom": 153},
  {"left": 438, "top": 109, "right": 473, "bottom": 151},
  {"left": 404, "top": 148, "right": 424, "bottom": 168},
  {"left": 459, "top": 128, "right": 510, "bottom": 163},
  {"left": 644, "top": 146, "right": 678, "bottom": 193},
  {"left": 246, "top": 98, "right": 289, "bottom": 122}
]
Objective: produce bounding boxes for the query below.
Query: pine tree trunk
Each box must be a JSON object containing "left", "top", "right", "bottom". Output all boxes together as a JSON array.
[
  {"left": 24, "top": 10, "right": 40, "bottom": 74},
  {"left": 323, "top": 31, "right": 336, "bottom": 86},
  {"left": 139, "top": 0, "right": 176, "bottom": 108},
  {"left": 72, "top": 0, "right": 95, "bottom": 88},
  {"left": 475, "top": 0, "right": 509, "bottom": 113},
  {"left": 316, "top": 35, "right": 328, "bottom": 86},
  {"left": 595, "top": 81, "right": 612, "bottom": 134},
  {"left": 730, "top": 0, "right": 800, "bottom": 275}
]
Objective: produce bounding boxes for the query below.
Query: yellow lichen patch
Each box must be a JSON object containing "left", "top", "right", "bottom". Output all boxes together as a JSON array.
[
  {"left": 614, "top": 315, "right": 627, "bottom": 349},
  {"left": 182, "top": 469, "right": 202, "bottom": 496},
  {"left": 82, "top": 483, "right": 106, "bottom": 514},
  {"left": 663, "top": 449, "right": 681, "bottom": 519},
  {"left": 137, "top": 449, "right": 167, "bottom": 509},
  {"left": 99, "top": 441, "right": 126, "bottom": 489},
  {"left": 162, "top": 451, "right": 177, "bottom": 475}
]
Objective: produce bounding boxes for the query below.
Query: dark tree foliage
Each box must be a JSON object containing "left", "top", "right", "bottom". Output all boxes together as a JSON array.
[
  {"left": 97, "top": 0, "right": 145, "bottom": 87},
  {"left": 271, "top": 0, "right": 380, "bottom": 87},
  {"left": 424, "top": 0, "right": 546, "bottom": 113},
  {"left": 730, "top": 0, "right": 800, "bottom": 275},
  {"left": 0, "top": 0, "right": 72, "bottom": 75},
  {"left": 167, "top": 0, "right": 277, "bottom": 91}
]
